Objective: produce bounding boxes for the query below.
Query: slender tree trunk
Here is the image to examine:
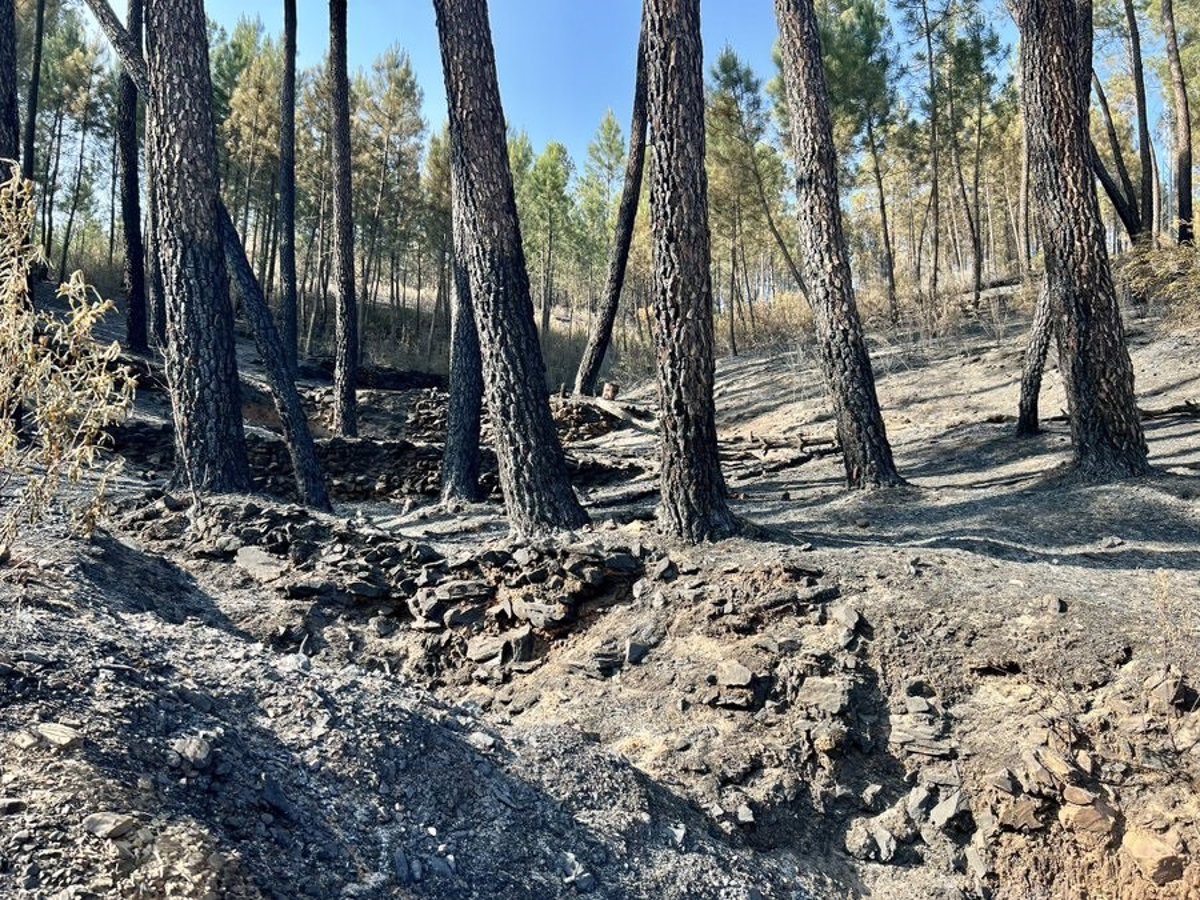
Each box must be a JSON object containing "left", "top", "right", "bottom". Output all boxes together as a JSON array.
[
  {"left": 1015, "top": 0, "right": 1149, "bottom": 478},
  {"left": 727, "top": 239, "right": 738, "bottom": 357},
  {"left": 0, "top": 0, "right": 18, "bottom": 163},
  {"left": 866, "top": 118, "right": 899, "bottom": 325},
  {"left": 441, "top": 177, "right": 484, "bottom": 503},
  {"left": 120, "top": 0, "right": 147, "bottom": 352},
  {"left": 645, "top": 0, "right": 737, "bottom": 541},
  {"left": 145, "top": 108, "right": 166, "bottom": 346},
  {"left": 1160, "top": 0, "right": 1192, "bottom": 244},
  {"left": 433, "top": 0, "right": 587, "bottom": 535},
  {"left": 20, "top": 0, "right": 46, "bottom": 181},
  {"left": 278, "top": 0, "right": 299, "bottom": 371},
  {"left": 1123, "top": 0, "right": 1153, "bottom": 240},
  {"left": 574, "top": 20, "right": 647, "bottom": 396},
  {"left": 921, "top": 0, "right": 941, "bottom": 316},
  {"left": 775, "top": 0, "right": 902, "bottom": 489},
  {"left": 59, "top": 100, "right": 94, "bottom": 284},
  {"left": 540, "top": 219, "right": 554, "bottom": 336},
  {"left": 1016, "top": 282, "right": 1053, "bottom": 436},
  {"left": 329, "top": 0, "right": 358, "bottom": 435}
]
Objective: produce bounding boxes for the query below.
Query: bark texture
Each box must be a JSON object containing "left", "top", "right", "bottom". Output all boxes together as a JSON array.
[
  {"left": 329, "top": 0, "right": 358, "bottom": 436},
  {"left": 644, "top": 0, "right": 738, "bottom": 542},
  {"left": 0, "top": 0, "right": 17, "bottom": 162},
  {"left": 1014, "top": 0, "right": 1149, "bottom": 478},
  {"left": 219, "top": 204, "right": 331, "bottom": 511},
  {"left": 20, "top": 0, "right": 45, "bottom": 181},
  {"left": 1161, "top": 0, "right": 1192, "bottom": 245},
  {"left": 279, "top": 0, "right": 299, "bottom": 370},
  {"left": 773, "top": 0, "right": 902, "bottom": 489},
  {"left": 1016, "top": 282, "right": 1053, "bottom": 436},
  {"left": 119, "top": 0, "right": 147, "bottom": 352},
  {"left": 143, "top": 0, "right": 250, "bottom": 492},
  {"left": 433, "top": 0, "right": 587, "bottom": 535},
  {"left": 573, "top": 21, "right": 647, "bottom": 398},
  {"left": 441, "top": 178, "right": 484, "bottom": 503}
]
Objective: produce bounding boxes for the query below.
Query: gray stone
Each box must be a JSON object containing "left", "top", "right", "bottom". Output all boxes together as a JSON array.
[
  {"left": 82, "top": 812, "right": 137, "bottom": 839},
  {"left": 35, "top": 723, "right": 81, "bottom": 750},
  {"left": 715, "top": 660, "right": 754, "bottom": 688}
]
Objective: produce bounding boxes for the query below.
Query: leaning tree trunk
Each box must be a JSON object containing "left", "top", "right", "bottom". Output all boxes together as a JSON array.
[
  {"left": 328, "top": 0, "right": 358, "bottom": 435},
  {"left": 1161, "top": 0, "right": 1192, "bottom": 245},
  {"left": 0, "top": 0, "right": 17, "bottom": 162},
  {"left": 644, "top": 0, "right": 738, "bottom": 542},
  {"left": 441, "top": 176, "right": 484, "bottom": 504},
  {"left": 143, "top": 0, "right": 250, "bottom": 493},
  {"left": 433, "top": 0, "right": 587, "bottom": 535},
  {"left": 1016, "top": 281, "right": 1053, "bottom": 436},
  {"left": 278, "top": 0, "right": 299, "bottom": 371},
  {"left": 1123, "top": 0, "right": 1154, "bottom": 242},
  {"left": 573, "top": 19, "right": 646, "bottom": 397},
  {"left": 119, "top": 0, "right": 148, "bottom": 352},
  {"left": 774, "top": 0, "right": 902, "bottom": 489},
  {"left": 1014, "top": 0, "right": 1149, "bottom": 478},
  {"left": 20, "top": 0, "right": 45, "bottom": 181}
]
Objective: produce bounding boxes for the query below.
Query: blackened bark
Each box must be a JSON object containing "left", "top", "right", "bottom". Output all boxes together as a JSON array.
[
  {"left": 644, "top": 0, "right": 738, "bottom": 542},
  {"left": 120, "top": 0, "right": 147, "bottom": 352},
  {"left": 1122, "top": 0, "right": 1153, "bottom": 240},
  {"left": 1161, "top": 0, "right": 1192, "bottom": 245},
  {"left": 279, "top": 0, "right": 299, "bottom": 370},
  {"left": 20, "top": 0, "right": 45, "bottom": 181},
  {"left": 143, "top": 0, "right": 250, "bottom": 493},
  {"left": 866, "top": 118, "right": 899, "bottom": 326},
  {"left": 774, "top": 0, "right": 902, "bottom": 489},
  {"left": 433, "top": 0, "right": 587, "bottom": 535},
  {"left": 220, "top": 204, "right": 331, "bottom": 511},
  {"left": 1091, "top": 74, "right": 1143, "bottom": 240},
  {"left": 1014, "top": 0, "right": 1149, "bottom": 478},
  {"left": 441, "top": 180, "right": 483, "bottom": 503},
  {"left": 329, "top": 0, "right": 358, "bottom": 436},
  {"left": 0, "top": 0, "right": 16, "bottom": 162},
  {"left": 145, "top": 121, "right": 166, "bottom": 347},
  {"left": 574, "top": 21, "right": 647, "bottom": 397},
  {"left": 1016, "top": 282, "right": 1053, "bottom": 436}
]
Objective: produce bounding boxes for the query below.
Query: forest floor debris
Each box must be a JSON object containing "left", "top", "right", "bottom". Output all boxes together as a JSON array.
[{"left": 3, "top": 319, "right": 1200, "bottom": 898}]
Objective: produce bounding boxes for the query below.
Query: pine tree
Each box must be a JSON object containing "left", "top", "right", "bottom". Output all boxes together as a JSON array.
[
  {"left": 118, "top": 0, "right": 146, "bottom": 352},
  {"left": 328, "top": 0, "right": 358, "bottom": 435},
  {"left": 433, "top": 0, "right": 587, "bottom": 535},
  {"left": 0, "top": 0, "right": 17, "bottom": 162},
  {"left": 278, "top": 0, "right": 298, "bottom": 371},
  {"left": 775, "top": 0, "right": 902, "bottom": 488},
  {"left": 1013, "top": 0, "right": 1149, "bottom": 477},
  {"left": 644, "top": 0, "right": 738, "bottom": 542}
]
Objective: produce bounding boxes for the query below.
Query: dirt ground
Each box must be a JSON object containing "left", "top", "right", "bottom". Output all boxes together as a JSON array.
[{"left": 2, "top": 312, "right": 1199, "bottom": 899}]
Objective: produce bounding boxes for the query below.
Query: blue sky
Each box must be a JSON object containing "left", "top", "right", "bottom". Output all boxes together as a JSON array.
[{"left": 203, "top": 0, "right": 796, "bottom": 164}]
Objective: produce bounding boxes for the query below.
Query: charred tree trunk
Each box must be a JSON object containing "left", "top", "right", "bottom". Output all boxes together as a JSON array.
[
  {"left": 774, "top": 0, "right": 902, "bottom": 489},
  {"left": 1160, "top": 0, "right": 1192, "bottom": 245},
  {"left": 0, "top": 0, "right": 17, "bottom": 162},
  {"left": 20, "top": 0, "right": 45, "bottom": 181},
  {"left": 145, "top": 111, "right": 167, "bottom": 347},
  {"left": 441, "top": 181, "right": 484, "bottom": 504},
  {"left": 278, "top": 0, "right": 299, "bottom": 372},
  {"left": 644, "top": 0, "right": 738, "bottom": 542},
  {"left": 866, "top": 118, "right": 899, "bottom": 326},
  {"left": 574, "top": 21, "right": 647, "bottom": 396},
  {"left": 1014, "top": 0, "right": 1149, "bottom": 478},
  {"left": 144, "top": 0, "right": 251, "bottom": 493},
  {"left": 329, "top": 0, "right": 358, "bottom": 435},
  {"left": 1123, "top": 0, "right": 1153, "bottom": 241},
  {"left": 433, "top": 0, "right": 587, "bottom": 535},
  {"left": 120, "top": 0, "right": 147, "bottom": 352},
  {"left": 1016, "top": 282, "right": 1053, "bottom": 436}
]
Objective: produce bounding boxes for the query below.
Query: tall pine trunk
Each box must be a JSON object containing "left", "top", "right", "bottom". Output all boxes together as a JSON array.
[
  {"left": 0, "top": 0, "right": 18, "bottom": 162},
  {"left": 774, "top": 0, "right": 902, "bottom": 489},
  {"left": 119, "top": 0, "right": 148, "bottom": 352},
  {"left": 1014, "top": 0, "right": 1149, "bottom": 478},
  {"left": 144, "top": 0, "right": 251, "bottom": 492},
  {"left": 20, "top": 0, "right": 45, "bottom": 181},
  {"left": 1160, "top": 0, "right": 1192, "bottom": 245},
  {"left": 644, "top": 0, "right": 738, "bottom": 542},
  {"left": 433, "top": 0, "right": 587, "bottom": 535},
  {"left": 278, "top": 0, "right": 299, "bottom": 372},
  {"left": 574, "top": 20, "right": 647, "bottom": 396},
  {"left": 328, "top": 0, "right": 358, "bottom": 435}
]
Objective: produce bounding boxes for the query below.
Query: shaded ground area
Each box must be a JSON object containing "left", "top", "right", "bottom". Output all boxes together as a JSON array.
[{"left": 3, "top": 310, "right": 1200, "bottom": 898}]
